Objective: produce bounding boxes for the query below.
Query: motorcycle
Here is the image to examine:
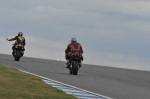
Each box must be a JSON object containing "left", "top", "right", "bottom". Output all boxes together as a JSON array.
[
  {"left": 13, "top": 43, "right": 24, "bottom": 61},
  {"left": 69, "top": 52, "right": 81, "bottom": 75}
]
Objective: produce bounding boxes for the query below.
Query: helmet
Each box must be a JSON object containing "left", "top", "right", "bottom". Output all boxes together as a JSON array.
[
  {"left": 71, "top": 37, "right": 76, "bottom": 42},
  {"left": 18, "top": 32, "right": 23, "bottom": 36}
]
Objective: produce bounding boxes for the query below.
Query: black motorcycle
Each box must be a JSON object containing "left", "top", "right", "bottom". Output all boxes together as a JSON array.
[
  {"left": 13, "top": 44, "right": 24, "bottom": 61},
  {"left": 69, "top": 52, "right": 81, "bottom": 75}
]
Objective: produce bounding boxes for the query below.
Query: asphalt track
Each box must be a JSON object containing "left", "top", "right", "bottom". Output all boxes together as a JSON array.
[{"left": 0, "top": 54, "right": 150, "bottom": 99}]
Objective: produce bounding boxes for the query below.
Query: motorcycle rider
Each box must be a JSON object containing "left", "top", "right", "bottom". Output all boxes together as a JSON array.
[
  {"left": 6, "top": 32, "right": 26, "bottom": 57},
  {"left": 65, "top": 37, "right": 84, "bottom": 68}
]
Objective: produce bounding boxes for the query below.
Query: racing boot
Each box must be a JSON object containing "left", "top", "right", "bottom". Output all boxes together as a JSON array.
[
  {"left": 79, "top": 60, "right": 82, "bottom": 68},
  {"left": 12, "top": 51, "right": 15, "bottom": 55},
  {"left": 12, "top": 50, "right": 15, "bottom": 57},
  {"left": 66, "top": 60, "right": 71, "bottom": 68},
  {"left": 12, "top": 46, "right": 16, "bottom": 56},
  {"left": 21, "top": 51, "right": 24, "bottom": 57}
]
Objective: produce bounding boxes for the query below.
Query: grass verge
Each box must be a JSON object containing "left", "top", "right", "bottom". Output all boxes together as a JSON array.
[{"left": 0, "top": 64, "right": 77, "bottom": 99}]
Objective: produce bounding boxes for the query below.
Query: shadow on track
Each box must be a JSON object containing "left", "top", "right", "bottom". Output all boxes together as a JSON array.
[{"left": 58, "top": 72, "right": 89, "bottom": 76}]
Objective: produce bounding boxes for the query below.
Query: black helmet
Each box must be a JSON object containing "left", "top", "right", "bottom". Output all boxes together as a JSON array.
[{"left": 18, "top": 32, "right": 23, "bottom": 36}]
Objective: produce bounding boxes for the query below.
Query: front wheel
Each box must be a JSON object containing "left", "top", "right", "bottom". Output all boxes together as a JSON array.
[
  {"left": 14, "top": 50, "right": 21, "bottom": 61},
  {"left": 72, "top": 61, "right": 79, "bottom": 75},
  {"left": 15, "top": 57, "right": 20, "bottom": 61}
]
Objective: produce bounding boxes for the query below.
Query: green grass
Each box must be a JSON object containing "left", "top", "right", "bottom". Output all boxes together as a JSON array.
[{"left": 0, "top": 64, "right": 77, "bottom": 99}]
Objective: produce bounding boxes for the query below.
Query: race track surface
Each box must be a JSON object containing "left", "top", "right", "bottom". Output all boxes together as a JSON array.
[{"left": 0, "top": 54, "right": 150, "bottom": 99}]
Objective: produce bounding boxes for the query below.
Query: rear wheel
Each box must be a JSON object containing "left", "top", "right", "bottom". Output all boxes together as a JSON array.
[{"left": 73, "top": 61, "right": 79, "bottom": 75}]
